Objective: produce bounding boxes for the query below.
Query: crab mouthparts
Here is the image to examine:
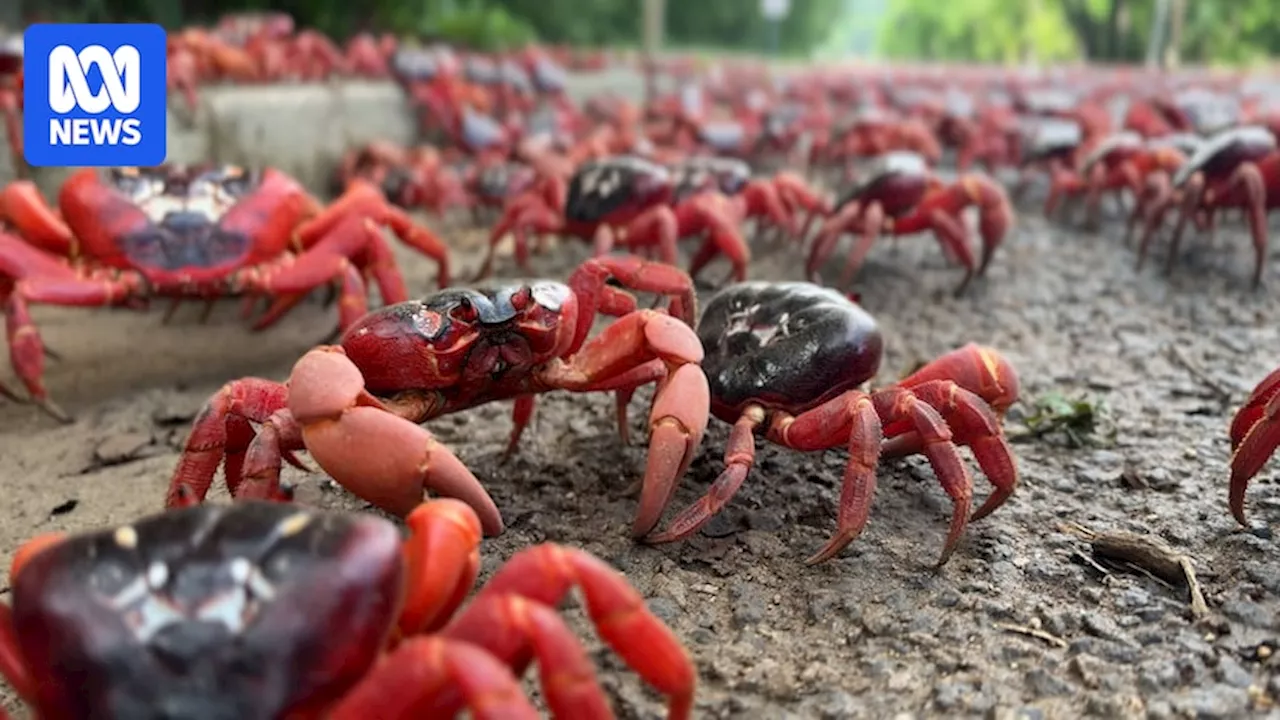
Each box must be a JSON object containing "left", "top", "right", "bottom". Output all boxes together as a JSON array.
[{"left": 464, "top": 336, "right": 535, "bottom": 381}]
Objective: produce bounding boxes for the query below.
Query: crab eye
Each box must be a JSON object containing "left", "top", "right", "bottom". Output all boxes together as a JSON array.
[
  {"left": 510, "top": 287, "right": 532, "bottom": 311},
  {"left": 450, "top": 297, "right": 478, "bottom": 322}
]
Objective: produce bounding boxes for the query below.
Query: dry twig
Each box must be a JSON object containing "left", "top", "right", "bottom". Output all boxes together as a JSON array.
[
  {"left": 1062, "top": 523, "right": 1209, "bottom": 618},
  {"left": 1164, "top": 343, "right": 1233, "bottom": 401},
  {"left": 995, "top": 622, "right": 1069, "bottom": 648}
]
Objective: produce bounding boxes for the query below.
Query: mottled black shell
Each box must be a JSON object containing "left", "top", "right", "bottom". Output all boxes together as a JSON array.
[
  {"left": 390, "top": 48, "right": 439, "bottom": 81},
  {"left": 697, "top": 122, "right": 746, "bottom": 151},
  {"left": 564, "top": 156, "right": 671, "bottom": 224},
  {"left": 1022, "top": 120, "right": 1083, "bottom": 163},
  {"left": 671, "top": 157, "right": 751, "bottom": 202},
  {"left": 10, "top": 502, "right": 403, "bottom": 719},
  {"left": 373, "top": 281, "right": 571, "bottom": 342},
  {"left": 1079, "top": 131, "right": 1144, "bottom": 176},
  {"left": 0, "top": 33, "right": 21, "bottom": 74},
  {"left": 1174, "top": 125, "right": 1277, "bottom": 187},
  {"left": 460, "top": 110, "right": 507, "bottom": 151},
  {"left": 109, "top": 165, "right": 260, "bottom": 271},
  {"left": 699, "top": 282, "right": 883, "bottom": 417},
  {"left": 1147, "top": 132, "right": 1203, "bottom": 157},
  {"left": 1021, "top": 89, "right": 1077, "bottom": 115},
  {"left": 531, "top": 56, "right": 567, "bottom": 93},
  {"left": 836, "top": 151, "right": 927, "bottom": 212},
  {"left": 498, "top": 60, "right": 531, "bottom": 93},
  {"left": 463, "top": 56, "right": 498, "bottom": 85}
]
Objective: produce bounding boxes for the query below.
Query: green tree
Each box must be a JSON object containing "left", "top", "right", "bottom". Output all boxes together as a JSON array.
[{"left": 876, "top": 0, "right": 1280, "bottom": 65}]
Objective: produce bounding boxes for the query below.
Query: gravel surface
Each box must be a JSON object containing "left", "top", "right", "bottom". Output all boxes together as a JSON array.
[{"left": 4, "top": 182, "right": 1280, "bottom": 719}]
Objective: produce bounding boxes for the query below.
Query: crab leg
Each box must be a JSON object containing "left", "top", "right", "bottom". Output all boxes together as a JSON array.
[
  {"left": 807, "top": 200, "right": 865, "bottom": 282},
  {"left": 475, "top": 201, "right": 561, "bottom": 281},
  {"left": 441, "top": 545, "right": 696, "bottom": 720},
  {"left": 644, "top": 408, "right": 764, "bottom": 544},
  {"left": 541, "top": 310, "right": 709, "bottom": 537},
  {"left": 164, "top": 378, "right": 295, "bottom": 507},
  {"left": 296, "top": 180, "right": 451, "bottom": 288},
  {"left": 248, "top": 221, "right": 375, "bottom": 331},
  {"left": 1229, "top": 367, "right": 1280, "bottom": 525},
  {"left": 0, "top": 182, "right": 77, "bottom": 256},
  {"left": 1, "top": 270, "right": 141, "bottom": 422},
  {"left": 741, "top": 179, "right": 798, "bottom": 237},
  {"left": 673, "top": 196, "right": 751, "bottom": 283},
  {"left": 330, "top": 638, "right": 538, "bottom": 720},
  {"left": 398, "top": 499, "right": 484, "bottom": 636},
  {"left": 879, "top": 345, "right": 1020, "bottom": 519},
  {"left": 0, "top": 605, "right": 33, "bottom": 708}
]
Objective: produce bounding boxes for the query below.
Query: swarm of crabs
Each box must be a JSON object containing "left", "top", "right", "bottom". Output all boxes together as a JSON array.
[{"left": 8, "top": 28, "right": 1280, "bottom": 720}]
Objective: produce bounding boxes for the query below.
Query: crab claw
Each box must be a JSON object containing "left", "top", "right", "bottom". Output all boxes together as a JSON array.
[
  {"left": 286, "top": 346, "right": 504, "bottom": 536},
  {"left": 1229, "top": 366, "right": 1280, "bottom": 526},
  {"left": 632, "top": 362, "right": 711, "bottom": 538}
]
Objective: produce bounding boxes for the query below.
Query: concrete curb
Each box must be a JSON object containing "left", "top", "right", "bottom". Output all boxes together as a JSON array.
[
  {"left": 0, "top": 68, "right": 646, "bottom": 197},
  {"left": 3, "top": 81, "right": 416, "bottom": 195}
]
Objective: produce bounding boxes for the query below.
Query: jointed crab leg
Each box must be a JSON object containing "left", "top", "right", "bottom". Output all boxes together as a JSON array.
[
  {"left": 295, "top": 180, "right": 452, "bottom": 289},
  {"left": 538, "top": 309, "right": 709, "bottom": 537},
  {"left": 336, "top": 499, "right": 694, "bottom": 720},
  {"left": 642, "top": 343, "right": 1019, "bottom": 565},
  {"left": 331, "top": 638, "right": 539, "bottom": 720},
  {"left": 440, "top": 545, "right": 696, "bottom": 720},
  {"left": 1229, "top": 366, "right": 1280, "bottom": 525},
  {"left": 0, "top": 232, "right": 144, "bottom": 421}
]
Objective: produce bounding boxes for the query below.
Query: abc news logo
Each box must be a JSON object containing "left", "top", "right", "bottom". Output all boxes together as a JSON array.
[
  {"left": 23, "top": 23, "right": 167, "bottom": 167},
  {"left": 48, "top": 44, "right": 143, "bottom": 146}
]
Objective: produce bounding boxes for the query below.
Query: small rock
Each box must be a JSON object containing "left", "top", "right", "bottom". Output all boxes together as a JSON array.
[
  {"left": 1024, "top": 668, "right": 1072, "bottom": 697},
  {"left": 932, "top": 680, "right": 974, "bottom": 711},
  {"left": 1215, "top": 655, "right": 1255, "bottom": 689},
  {"left": 1170, "top": 685, "right": 1250, "bottom": 719},
  {"left": 807, "top": 690, "right": 858, "bottom": 719},
  {"left": 1220, "top": 599, "right": 1276, "bottom": 629},
  {"left": 1069, "top": 654, "right": 1102, "bottom": 689},
  {"left": 1116, "top": 588, "right": 1151, "bottom": 609},
  {"left": 93, "top": 432, "right": 154, "bottom": 466},
  {"left": 1080, "top": 611, "right": 1132, "bottom": 645},
  {"left": 646, "top": 597, "right": 681, "bottom": 626},
  {"left": 151, "top": 402, "right": 195, "bottom": 426}
]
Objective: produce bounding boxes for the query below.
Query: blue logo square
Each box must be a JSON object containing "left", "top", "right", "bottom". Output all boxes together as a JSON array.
[{"left": 23, "top": 23, "right": 168, "bottom": 167}]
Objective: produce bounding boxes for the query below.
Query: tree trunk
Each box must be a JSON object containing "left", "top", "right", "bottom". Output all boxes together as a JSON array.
[
  {"left": 642, "top": 0, "right": 665, "bottom": 104},
  {"left": 1164, "top": 0, "right": 1185, "bottom": 69},
  {"left": 1104, "top": 0, "right": 1122, "bottom": 59},
  {"left": 0, "top": 0, "right": 20, "bottom": 30}
]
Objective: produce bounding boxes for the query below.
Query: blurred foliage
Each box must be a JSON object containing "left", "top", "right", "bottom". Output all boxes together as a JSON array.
[
  {"left": 22, "top": 0, "right": 843, "bottom": 55},
  {"left": 877, "top": 0, "right": 1280, "bottom": 65},
  {"left": 1013, "top": 391, "right": 1116, "bottom": 449}
]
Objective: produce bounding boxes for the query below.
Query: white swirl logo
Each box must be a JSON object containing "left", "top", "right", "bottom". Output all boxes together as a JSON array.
[{"left": 47, "top": 44, "right": 141, "bottom": 114}]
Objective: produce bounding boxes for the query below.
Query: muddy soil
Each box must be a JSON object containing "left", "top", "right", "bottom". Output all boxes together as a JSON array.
[{"left": 3, "top": 193, "right": 1280, "bottom": 719}]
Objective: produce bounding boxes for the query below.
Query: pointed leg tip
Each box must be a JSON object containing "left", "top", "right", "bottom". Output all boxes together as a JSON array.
[
  {"left": 40, "top": 399, "right": 73, "bottom": 424},
  {"left": 933, "top": 537, "right": 963, "bottom": 568}
]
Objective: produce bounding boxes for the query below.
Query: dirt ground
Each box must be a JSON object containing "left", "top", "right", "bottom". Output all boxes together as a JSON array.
[{"left": 4, "top": 182, "right": 1280, "bottom": 719}]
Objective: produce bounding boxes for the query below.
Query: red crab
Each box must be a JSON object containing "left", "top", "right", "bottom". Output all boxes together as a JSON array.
[
  {"left": 1044, "top": 132, "right": 1188, "bottom": 230},
  {"left": 0, "top": 165, "right": 451, "bottom": 421},
  {"left": 474, "top": 156, "right": 683, "bottom": 281},
  {"left": 668, "top": 156, "right": 830, "bottom": 243},
  {"left": 1229, "top": 365, "right": 1280, "bottom": 526},
  {"left": 807, "top": 151, "right": 1013, "bottom": 294},
  {"left": 165, "top": 255, "right": 710, "bottom": 542},
  {"left": 1136, "top": 126, "right": 1280, "bottom": 288},
  {"left": 0, "top": 500, "right": 695, "bottom": 719},
  {"left": 1121, "top": 134, "right": 1202, "bottom": 246},
  {"left": 331, "top": 141, "right": 468, "bottom": 216},
  {"left": 614, "top": 282, "right": 1019, "bottom": 564}
]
